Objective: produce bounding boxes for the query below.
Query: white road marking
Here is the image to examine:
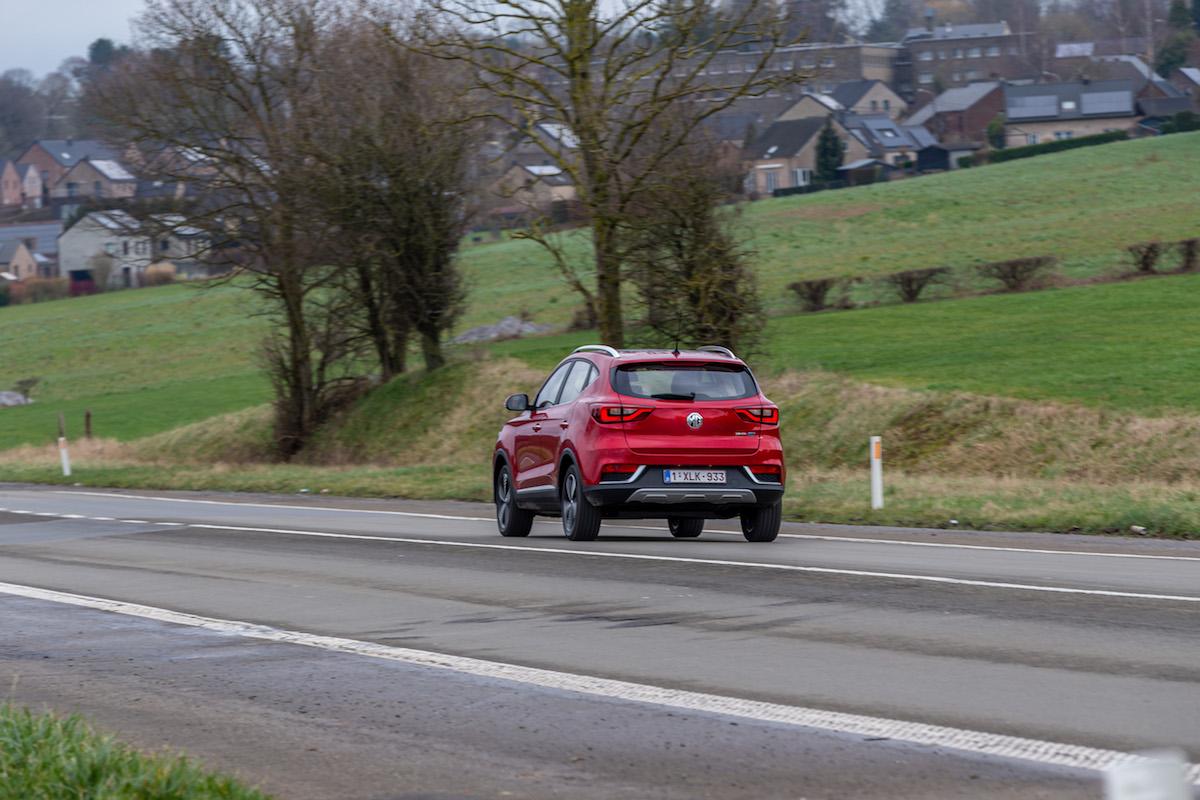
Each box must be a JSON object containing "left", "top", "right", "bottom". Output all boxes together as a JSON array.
[
  {"left": 0, "top": 580, "right": 1195, "bottom": 784},
  {"left": 184, "top": 522, "right": 1200, "bottom": 603},
  {"left": 55, "top": 490, "right": 493, "bottom": 522},
  {"left": 48, "top": 490, "right": 1200, "bottom": 563}
]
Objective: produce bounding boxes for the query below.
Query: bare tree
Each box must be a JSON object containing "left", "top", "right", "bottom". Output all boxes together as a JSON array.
[
  {"left": 90, "top": 0, "right": 366, "bottom": 456},
  {"left": 409, "top": 0, "right": 807, "bottom": 346},
  {"left": 305, "top": 20, "right": 472, "bottom": 375}
]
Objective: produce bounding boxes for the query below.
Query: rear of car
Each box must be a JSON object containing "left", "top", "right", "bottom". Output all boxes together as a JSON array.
[{"left": 494, "top": 346, "right": 785, "bottom": 542}]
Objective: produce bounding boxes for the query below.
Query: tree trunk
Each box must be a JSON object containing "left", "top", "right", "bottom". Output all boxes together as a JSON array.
[
  {"left": 418, "top": 326, "right": 445, "bottom": 371},
  {"left": 592, "top": 216, "right": 624, "bottom": 347}
]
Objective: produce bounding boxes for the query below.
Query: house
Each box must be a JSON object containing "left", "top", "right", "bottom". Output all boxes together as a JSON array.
[
  {"left": 57, "top": 210, "right": 150, "bottom": 290},
  {"left": 828, "top": 80, "right": 908, "bottom": 119},
  {"left": 776, "top": 92, "right": 844, "bottom": 122},
  {"left": 842, "top": 114, "right": 940, "bottom": 167},
  {"left": 492, "top": 164, "right": 577, "bottom": 215},
  {"left": 1002, "top": 80, "right": 1143, "bottom": 146},
  {"left": 15, "top": 139, "right": 119, "bottom": 203},
  {"left": 0, "top": 161, "right": 21, "bottom": 208},
  {"left": 0, "top": 241, "right": 38, "bottom": 281},
  {"left": 896, "top": 16, "right": 1036, "bottom": 98},
  {"left": 0, "top": 221, "right": 63, "bottom": 264},
  {"left": 49, "top": 158, "right": 137, "bottom": 202},
  {"left": 905, "top": 81, "right": 1004, "bottom": 146},
  {"left": 743, "top": 117, "right": 870, "bottom": 194},
  {"left": 16, "top": 165, "right": 43, "bottom": 209},
  {"left": 1169, "top": 67, "right": 1200, "bottom": 110}
]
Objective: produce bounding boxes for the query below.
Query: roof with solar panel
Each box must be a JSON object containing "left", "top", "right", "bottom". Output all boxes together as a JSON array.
[{"left": 1003, "top": 80, "right": 1137, "bottom": 122}]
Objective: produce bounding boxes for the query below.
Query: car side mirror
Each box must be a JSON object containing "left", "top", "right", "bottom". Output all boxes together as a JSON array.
[{"left": 505, "top": 393, "right": 530, "bottom": 412}]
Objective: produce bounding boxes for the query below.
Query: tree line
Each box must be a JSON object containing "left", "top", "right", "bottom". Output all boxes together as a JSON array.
[{"left": 80, "top": 0, "right": 798, "bottom": 457}]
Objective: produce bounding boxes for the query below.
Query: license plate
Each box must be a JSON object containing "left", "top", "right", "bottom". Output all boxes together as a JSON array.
[{"left": 663, "top": 469, "right": 726, "bottom": 484}]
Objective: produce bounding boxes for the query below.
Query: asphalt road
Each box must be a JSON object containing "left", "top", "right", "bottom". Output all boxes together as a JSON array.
[{"left": 1, "top": 482, "right": 1198, "bottom": 799}]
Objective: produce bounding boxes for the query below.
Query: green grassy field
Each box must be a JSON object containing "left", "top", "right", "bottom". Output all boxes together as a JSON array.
[{"left": 460, "top": 132, "right": 1200, "bottom": 324}]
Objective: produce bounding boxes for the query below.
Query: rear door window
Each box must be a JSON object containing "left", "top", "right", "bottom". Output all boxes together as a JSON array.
[{"left": 613, "top": 363, "right": 757, "bottom": 400}]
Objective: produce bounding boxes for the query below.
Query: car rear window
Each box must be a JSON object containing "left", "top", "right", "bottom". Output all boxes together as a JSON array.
[{"left": 613, "top": 363, "right": 757, "bottom": 401}]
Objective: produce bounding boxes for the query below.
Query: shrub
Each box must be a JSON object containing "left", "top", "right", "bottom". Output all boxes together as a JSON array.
[
  {"left": 788, "top": 278, "right": 840, "bottom": 312},
  {"left": 8, "top": 278, "right": 70, "bottom": 305},
  {"left": 1175, "top": 238, "right": 1199, "bottom": 272},
  {"left": 989, "top": 130, "right": 1128, "bottom": 164},
  {"left": 1127, "top": 241, "right": 1164, "bottom": 274},
  {"left": 143, "top": 269, "right": 177, "bottom": 287},
  {"left": 0, "top": 283, "right": 9, "bottom": 308},
  {"left": 956, "top": 155, "right": 973, "bottom": 169},
  {"left": 976, "top": 256, "right": 1057, "bottom": 291},
  {"left": 882, "top": 267, "right": 949, "bottom": 303}
]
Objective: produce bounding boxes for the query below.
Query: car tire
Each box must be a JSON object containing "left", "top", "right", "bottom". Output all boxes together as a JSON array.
[
  {"left": 740, "top": 502, "right": 781, "bottom": 542},
  {"left": 560, "top": 464, "right": 601, "bottom": 541},
  {"left": 668, "top": 517, "right": 704, "bottom": 538},
  {"left": 495, "top": 464, "right": 534, "bottom": 537}
]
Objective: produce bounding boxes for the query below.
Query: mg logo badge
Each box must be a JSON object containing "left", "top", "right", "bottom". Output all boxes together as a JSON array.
[{"left": 686, "top": 412, "right": 704, "bottom": 430}]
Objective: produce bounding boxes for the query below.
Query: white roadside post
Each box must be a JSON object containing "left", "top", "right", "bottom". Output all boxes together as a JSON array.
[
  {"left": 1104, "top": 750, "right": 1190, "bottom": 800},
  {"left": 869, "top": 436, "right": 883, "bottom": 510},
  {"left": 57, "top": 412, "right": 72, "bottom": 478}
]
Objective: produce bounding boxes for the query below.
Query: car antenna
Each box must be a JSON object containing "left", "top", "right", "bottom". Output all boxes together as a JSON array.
[{"left": 671, "top": 307, "right": 683, "bottom": 357}]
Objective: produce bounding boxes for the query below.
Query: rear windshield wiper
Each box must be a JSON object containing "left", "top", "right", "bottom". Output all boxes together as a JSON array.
[{"left": 650, "top": 392, "right": 696, "bottom": 401}]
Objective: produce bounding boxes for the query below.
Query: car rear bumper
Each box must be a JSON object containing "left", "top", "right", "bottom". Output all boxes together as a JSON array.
[{"left": 583, "top": 466, "right": 783, "bottom": 519}]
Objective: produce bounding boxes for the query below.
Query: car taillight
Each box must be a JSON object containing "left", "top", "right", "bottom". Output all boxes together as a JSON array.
[
  {"left": 600, "top": 463, "right": 639, "bottom": 481},
  {"left": 735, "top": 406, "right": 779, "bottom": 425},
  {"left": 592, "top": 405, "right": 652, "bottom": 424},
  {"left": 749, "top": 465, "right": 783, "bottom": 482}
]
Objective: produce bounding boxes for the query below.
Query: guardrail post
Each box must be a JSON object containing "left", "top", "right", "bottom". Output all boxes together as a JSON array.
[
  {"left": 869, "top": 436, "right": 883, "bottom": 510},
  {"left": 57, "top": 412, "right": 72, "bottom": 478}
]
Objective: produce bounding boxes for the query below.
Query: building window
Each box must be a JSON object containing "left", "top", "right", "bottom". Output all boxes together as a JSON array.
[
  {"left": 1008, "top": 45, "right": 1020, "bottom": 55},
  {"left": 918, "top": 72, "right": 934, "bottom": 84},
  {"left": 883, "top": 99, "right": 891, "bottom": 111},
  {"left": 1061, "top": 100, "right": 1077, "bottom": 111},
  {"left": 918, "top": 50, "right": 933, "bottom": 61},
  {"left": 792, "top": 168, "right": 812, "bottom": 187},
  {"left": 764, "top": 171, "right": 780, "bottom": 192},
  {"left": 1026, "top": 134, "right": 1038, "bottom": 145},
  {"left": 952, "top": 72, "right": 962, "bottom": 82},
  {"left": 937, "top": 50, "right": 947, "bottom": 60},
  {"left": 953, "top": 48, "right": 963, "bottom": 58},
  {"left": 1054, "top": 131, "right": 1074, "bottom": 140},
  {"left": 870, "top": 99, "right": 878, "bottom": 111},
  {"left": 67, "top": 182, "right": 78, "bottom": 197},
  {"left": 965, "top": 69, "right": 981, "bottom": 80},
  {"left": 783, "top": 60, "right": 795, "bottom": 71},
  {"left": 821, "top": 56, "right": 835, "bottom": 67},
  {"left": 967, "top": 47, "right": 982, "bottom": 58},
  {"left": 986, "top": 46, "right": 1001, "bottom": 56},
  {"left": 122, "top": 241, "right": 130, "bottom": 256}
]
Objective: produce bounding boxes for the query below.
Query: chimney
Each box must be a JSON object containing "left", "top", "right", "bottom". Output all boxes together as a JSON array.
[{"left": 924, "top": 7, "right": 935, "bottom": 33}]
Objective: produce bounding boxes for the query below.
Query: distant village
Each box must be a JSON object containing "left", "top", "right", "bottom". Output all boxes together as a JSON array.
[{"left": 2, "top": 12, "right": 1199, "bottom": 299}]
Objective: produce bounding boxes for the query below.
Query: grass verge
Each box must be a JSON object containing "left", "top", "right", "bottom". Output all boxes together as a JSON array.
[
  {"left": 0, "top": 705, "right": 271, "bottom": 800},
  {"left": 5, "top": 445, "right": 1198, "bottom": 538}
]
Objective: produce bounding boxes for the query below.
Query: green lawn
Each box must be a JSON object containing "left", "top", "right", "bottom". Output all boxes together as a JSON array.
[{"left": 0, "top": 283, "right": 270, "bottom": 449}]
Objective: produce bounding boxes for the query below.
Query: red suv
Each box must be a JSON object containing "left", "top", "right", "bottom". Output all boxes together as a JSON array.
[{"left": 493, "top": 345, "right": 785, "bottom": 542}]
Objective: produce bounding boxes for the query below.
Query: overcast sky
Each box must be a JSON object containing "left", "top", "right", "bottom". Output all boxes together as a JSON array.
[{"left": 1, "top": 0, "right": 146, "bottom": 78}]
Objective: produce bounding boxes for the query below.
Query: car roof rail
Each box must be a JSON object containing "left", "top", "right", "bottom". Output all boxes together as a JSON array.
[
  {"left": 572, "top": 344, "right": 621, "bottom": 358},
  {"left": 697, "top": 345, "right": 737, "bottom": 359}
]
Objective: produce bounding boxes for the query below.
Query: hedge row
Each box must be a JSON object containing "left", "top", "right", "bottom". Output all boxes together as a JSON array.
[
  {"left": 989, "top": 130, "right": 1129, "bottom": 163},
  {"left": 789, "top": 235, "right": 1199, "bottom": 313}
]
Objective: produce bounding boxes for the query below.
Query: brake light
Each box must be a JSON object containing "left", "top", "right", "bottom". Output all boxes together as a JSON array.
[
  {"left": 749, "top": 465, "right": 783, "bottom": 482},
  {"left": 735, "top": 407, "right": 779, "bottom": 425},
  {"left": 592, "top": 405, "right": 652, "bottom": 424}
]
